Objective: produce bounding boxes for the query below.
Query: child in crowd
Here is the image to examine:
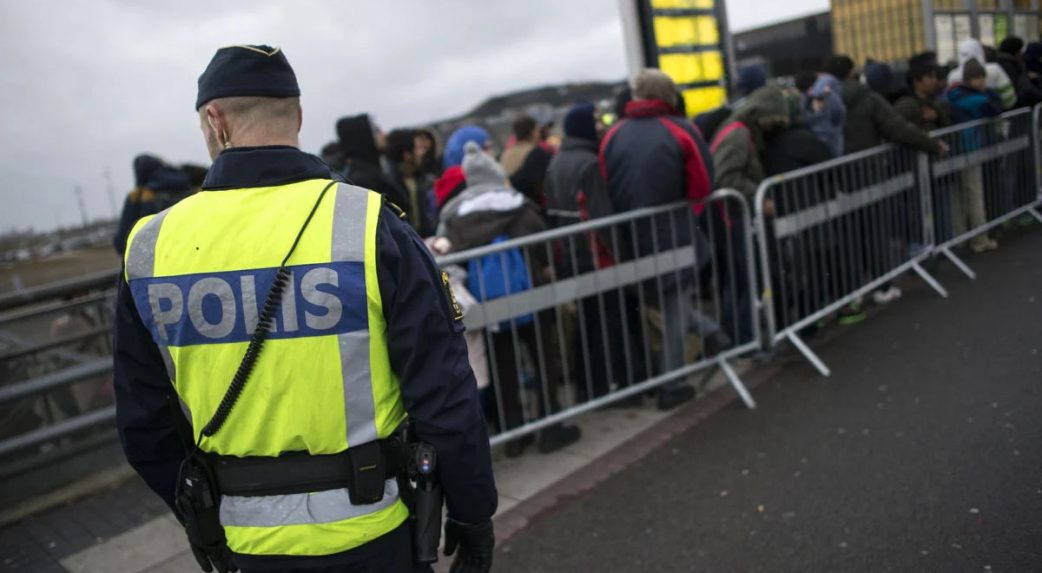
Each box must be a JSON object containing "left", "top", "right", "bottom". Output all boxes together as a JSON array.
[{"left": 946, "top": 59, "right": 1003, "bottom": 253}]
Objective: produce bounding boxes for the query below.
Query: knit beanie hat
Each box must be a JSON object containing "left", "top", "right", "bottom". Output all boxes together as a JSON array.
[
  {"left": 563, "top": 103, "right": 598, "bottom": 142},
  {"left": 963, "top": 59, "right": 987, "bottom": 82},
  {"left": 1025, "top": 42, "right": 1042, "bottom": 74},
  {"left": 461, "top": 141, "right": 507, "bottom": 187},
  {"left": 737, "top": 64, "right": 768, "bottom": 95}
]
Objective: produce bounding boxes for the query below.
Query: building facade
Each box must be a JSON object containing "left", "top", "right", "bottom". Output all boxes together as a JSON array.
[
  {"left": 833, "top": 0, "right": 1041, "bottom": 65},
  {"left": 734, "top": 12, "right": 834, "bottom": 78}
]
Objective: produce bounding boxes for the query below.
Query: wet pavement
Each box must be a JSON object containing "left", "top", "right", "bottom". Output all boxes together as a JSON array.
[{"left": 496, "top": 228, "right": 1042, "bottom": 573}]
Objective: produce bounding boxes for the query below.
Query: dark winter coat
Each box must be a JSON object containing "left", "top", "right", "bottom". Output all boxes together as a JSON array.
[
  {"left": 336, "top": 115, "right": 409, "bottom": 209},
  {"left": 840, "top": 80, "right": 941, "bottom": 154},
  {"left": 113, "top": 159, "right": 193, "bottom": 255},
  {"left": 386, "top": 162, "right": 437, "bottom": 237},
  {"left": 761, "top": 127, "right": 833, "bottom": 177},
  {"left": 506, "top": 144, "right": 553, "bottom": 206},
  {"left": 599, "top": 99, "right": 714, "bottom": 289},
  {"left": 893, "top": 93, "right": 952, "bottom": 132},
  {"left": 711, "top": 86, "right": 789, "bottom": 199},
  {"left": 545, "top": 137, "right": 610, "bottom": 219}
]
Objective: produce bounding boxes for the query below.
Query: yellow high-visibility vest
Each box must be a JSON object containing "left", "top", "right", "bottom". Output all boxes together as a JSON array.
[{"left": 124, "top": 180, "right": 408, "bottom": 557}]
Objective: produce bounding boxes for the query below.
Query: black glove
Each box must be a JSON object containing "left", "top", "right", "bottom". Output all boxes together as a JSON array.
[
  {"left": 444, "top": 518, "right": 494, "bottom": 573},
  {"left": 188, "top": 543, "right": 238, "bottom": 573}
]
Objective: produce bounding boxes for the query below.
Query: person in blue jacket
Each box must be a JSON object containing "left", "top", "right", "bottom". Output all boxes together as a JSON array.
[{"left": 946, "top": 59, "right": 1003, "bottom": 253}]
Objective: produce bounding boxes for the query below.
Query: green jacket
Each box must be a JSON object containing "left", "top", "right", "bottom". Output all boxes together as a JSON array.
[
  {"left": 893, "top": 93, "right": 952, "bottom": 132},
  {"left": 841, "top": 80, "right": 940, "bottom": 154},
  {"left": 711, "top": 86, "right": 789, "bottom": 199}
]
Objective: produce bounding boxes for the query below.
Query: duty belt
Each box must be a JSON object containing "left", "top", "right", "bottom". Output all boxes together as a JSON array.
[{"left": 207, "top": 438, "right": 404, "bottom": 497}]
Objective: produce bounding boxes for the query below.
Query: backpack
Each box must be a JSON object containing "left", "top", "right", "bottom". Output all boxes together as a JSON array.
[{"left": 467, "top": 235, "right": 534, "bottom": 331}]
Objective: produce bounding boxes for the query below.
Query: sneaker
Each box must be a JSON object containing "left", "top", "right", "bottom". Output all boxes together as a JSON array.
[
  {"left": 837, "top": 302, "right": 866, "bottom": 325},
  {"left": 872, "top": 286, "right": 902, "bottom": 305},
  {"left": 656, "top": 384, "right": 696, "bottom": 411},
  {"left": 537, "top": 424, "right": 582, "bottom": 454},
  {"left": 970, "top": 238, "right": 998, "bottom": 253},
  {"left": 505, "top": 434, "right": 535, "bottom": 459}
]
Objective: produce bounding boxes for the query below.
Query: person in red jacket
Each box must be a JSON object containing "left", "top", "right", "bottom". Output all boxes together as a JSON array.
[{"left": 599, "top": 69, "right": 725, "bottom": 411}]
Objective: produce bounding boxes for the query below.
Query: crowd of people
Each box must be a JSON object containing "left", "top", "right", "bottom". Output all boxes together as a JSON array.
[{"left": 112, "top": 35, "right": 1042, "bottom": 457}]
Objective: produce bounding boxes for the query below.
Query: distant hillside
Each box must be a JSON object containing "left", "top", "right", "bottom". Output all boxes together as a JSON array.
[{"left": 427, "top": 80, "right": 627, "bottom": 144}]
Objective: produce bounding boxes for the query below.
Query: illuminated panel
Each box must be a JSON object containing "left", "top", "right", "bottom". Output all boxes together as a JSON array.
[
  {"left": 659, "top": 52, "right": 724, "bottom": 84},
  {"left": 653, "top": 15, "right": 719, "bottom": 47},
  {"left": 680, "top": 87, "right": 727, "bottom": 116},
  {"left": 650, "top": 0, "right": 714, "bottom": 8}
]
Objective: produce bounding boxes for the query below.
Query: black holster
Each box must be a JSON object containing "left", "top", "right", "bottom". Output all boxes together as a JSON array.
[
  {"left": 175, "top": 455, "right": 229, "bottom": 556},
  {"left": 407, "top": 441, "right": 443, "bottom": 564}
]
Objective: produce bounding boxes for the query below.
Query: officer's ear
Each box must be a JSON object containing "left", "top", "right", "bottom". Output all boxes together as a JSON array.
[
  {"left": 204, "top": 104, "right": 229, "bottom": 147},
  {"left": 296, "top": 104, "right": 303, "bottom": 134}
]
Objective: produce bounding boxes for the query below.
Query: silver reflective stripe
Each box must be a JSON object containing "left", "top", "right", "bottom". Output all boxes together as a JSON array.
[
  {"left": 125, "top": 210, "right": 168, "bottom": 281},
  {"left": 219, "top": 479, "right": 399, "bottom": 527},
  {"left": 125, "top": 210, "right": 176, "bottom": 382},
  {"left": 340, "top": 331, "right": 377, "bottom": 447},
  {"left": 331, "top": 184, "right": 368, "bottom": 262},
  {"left": 330, "top": 185, "right": 379, "bottom": 448}
]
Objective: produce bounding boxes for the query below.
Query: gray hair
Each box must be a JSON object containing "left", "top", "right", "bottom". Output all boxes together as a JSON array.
[{"left": 632, "top": 69, "right": 678, "bottom": 105}]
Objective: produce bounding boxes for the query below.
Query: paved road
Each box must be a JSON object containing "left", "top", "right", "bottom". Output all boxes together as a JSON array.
[{"left": 496, "top": 228, "right": 1042, "bottom": 573}]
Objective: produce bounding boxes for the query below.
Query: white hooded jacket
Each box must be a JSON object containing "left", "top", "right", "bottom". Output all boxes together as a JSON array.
[{"left": 947, "top": 39, "right": 1017, "bottom": 109}]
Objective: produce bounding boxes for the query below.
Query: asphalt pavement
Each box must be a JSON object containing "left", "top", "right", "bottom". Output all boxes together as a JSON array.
[{"left": 495, "top": 228, "right": 1042, "bottom": 573}]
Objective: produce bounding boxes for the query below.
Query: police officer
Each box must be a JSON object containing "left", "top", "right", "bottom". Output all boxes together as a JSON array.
[{"left": 113, "top": 45, "right": 497, "bottom": 572}]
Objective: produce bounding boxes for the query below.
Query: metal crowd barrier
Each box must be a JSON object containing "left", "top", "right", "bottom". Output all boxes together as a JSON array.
[
  {"left": 754, "top": 103, "right": 1042, "bottom": 375},
  {"left": 928, "top": 108, "right": 1042, "bottom": 278},
  {"left": 754, "top": 144, "right": 949, "bottom": 376},
  {"left": 437, "top": 189, "right": 761, "bottom": 446}
]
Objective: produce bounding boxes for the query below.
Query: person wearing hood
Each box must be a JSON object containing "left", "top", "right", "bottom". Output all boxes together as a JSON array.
[
  {"left": 947, "top": 39, "right": 1017, "bottom": 109},
  {"left": 434, "top": 125, "right": 492, "bottom": 211},
  {"left": 1022, "top": 42, "right": 1042, "bottom": 104},
  {"left": 997, "top": 37, "right": 1042, "bottom": 108},
  {"left": 335, "top": 113, "right": 408, "bottom": 208},
  {"left": 710, "top": 85, "right": 790, "bottom": 198},
  {"left": 692, "top": 64, "right": 768, "bottom": 145},
  {"left": 384, "top": 128, "right": 436, "bottom": 236},
  {"left": 112, "top": 154, "right": 194, "bottom": 255},
  {"left": 439, "top": 142, "right": 582, "bottom": 458},
  {"left": 824, "top": 55, "right": 945, "bottom": 155},
  {"left": 709, "top": 85, "right": 791, "bottom": 342},
  {"left": 802, "top": 72, "right": 846, "bottom": 157}
]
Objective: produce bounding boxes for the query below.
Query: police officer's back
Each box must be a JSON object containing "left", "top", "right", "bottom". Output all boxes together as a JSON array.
[{"left": 113, "top": 45, "right": 497, "bottom": 573}]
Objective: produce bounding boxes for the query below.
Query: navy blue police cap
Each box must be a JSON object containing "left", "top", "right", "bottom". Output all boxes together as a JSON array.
[{"left": 196, "top": 45, "right": 300, "bottom": 110}]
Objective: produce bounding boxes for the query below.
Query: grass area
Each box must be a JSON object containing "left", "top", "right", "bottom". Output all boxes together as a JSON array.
[{"left": 0, "top": 246, "right": 119, "bottom": 293}]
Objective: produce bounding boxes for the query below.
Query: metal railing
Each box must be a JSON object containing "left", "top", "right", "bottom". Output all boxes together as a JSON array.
[
  {"left": 437, "top": 190, "right": 760, "bottom": 446},
  {"left": 928, "top": 108, "right": 1042, "bottom": 278},
  {"left": 754, "top": 144, "right": 949, "bottom": 375},
  {"left": 753, "top": 103, "right": 1042, "bottom": 375}
]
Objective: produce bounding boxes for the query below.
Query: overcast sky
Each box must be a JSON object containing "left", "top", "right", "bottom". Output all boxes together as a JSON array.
[{"left": 0, "top": 0, "right": 827, "bottom": 233}]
